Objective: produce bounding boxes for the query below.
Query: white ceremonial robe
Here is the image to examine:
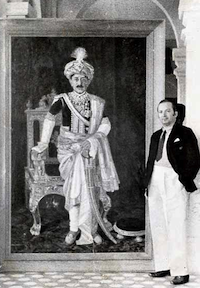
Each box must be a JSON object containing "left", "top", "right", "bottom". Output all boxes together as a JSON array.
[{"left": 56, "top": 93, "right": 119, "bottom": 245}]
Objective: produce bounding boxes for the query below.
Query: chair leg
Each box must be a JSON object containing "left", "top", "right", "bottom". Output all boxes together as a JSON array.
[{"left": 30, "top": 206, "right": 41, "bottom": 236}]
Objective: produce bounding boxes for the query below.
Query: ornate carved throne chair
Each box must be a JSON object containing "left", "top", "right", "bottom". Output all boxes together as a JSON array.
[
  {"left": 25, "top": 94, "right": 113, "bottom": 240},
  {"left": 25, "top": 99, "right": 65, "bottom": 236}
]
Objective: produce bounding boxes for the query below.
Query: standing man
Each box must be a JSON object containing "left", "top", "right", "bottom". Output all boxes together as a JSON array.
[
  {"left": 145, "top": 99, "right": 200, "bottom": 285},
  {"left": 33, "top": 47, "right": 119, "bottom": 246}
]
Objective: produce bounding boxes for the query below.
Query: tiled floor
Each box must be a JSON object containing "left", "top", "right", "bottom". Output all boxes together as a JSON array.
[{"left": 0, "top": 272, "right": 199, "bottom": 288}]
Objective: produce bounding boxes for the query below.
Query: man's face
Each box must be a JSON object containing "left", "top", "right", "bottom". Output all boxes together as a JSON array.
[
  {"left": 157, "top": 102, "right": 178, "bottom": 127},
  {"left": 69, "top": 74, "right": 89, "bottom": 94}
]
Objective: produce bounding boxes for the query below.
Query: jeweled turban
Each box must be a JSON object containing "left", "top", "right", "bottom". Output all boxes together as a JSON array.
[{"left": 64, "top": 47, "right": 94, "bottom": 82}]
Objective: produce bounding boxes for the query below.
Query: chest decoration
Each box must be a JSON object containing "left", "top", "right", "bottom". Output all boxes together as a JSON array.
[{"left": 68, "top": 92, "right": 91, "bottom": 119}]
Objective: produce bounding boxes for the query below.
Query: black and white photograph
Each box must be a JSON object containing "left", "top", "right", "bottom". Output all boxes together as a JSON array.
[{"left": 0, "top": 0, "right": 200, "bottom": 287}]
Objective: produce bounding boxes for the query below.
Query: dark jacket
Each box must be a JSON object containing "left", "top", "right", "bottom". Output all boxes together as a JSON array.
[{"left": 145, "top": 123, "right": 200, "bottom": 192}]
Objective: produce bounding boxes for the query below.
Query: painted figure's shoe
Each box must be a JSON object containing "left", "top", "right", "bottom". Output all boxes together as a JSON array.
[
  {"left": 93, "top": 233, "right": 102, "bottom": 245},
  {"left": 65, "top": 230, "right": 79, "bottom": 245},
  {"left": 148, "top": 270, "right": 170, "bottom": 277},
  {"left": 170, "top": 275, "right": 189, "bottom": 285}
]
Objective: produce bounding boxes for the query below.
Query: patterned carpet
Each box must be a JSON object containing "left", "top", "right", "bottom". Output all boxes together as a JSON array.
[
  {"left": 0, "top": 272, "right": 199, "bottom": 288},
  {"left": 11, "top": 202, "right": 145, "bottom": 253}
]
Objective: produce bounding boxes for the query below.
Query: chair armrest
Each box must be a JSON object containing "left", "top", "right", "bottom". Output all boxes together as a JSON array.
[
  {"left": 32, "top": 143, "right": 48, "bottom": 154},
  {"left": 31, "top": 146, "right": 48, "bottom": 180}
]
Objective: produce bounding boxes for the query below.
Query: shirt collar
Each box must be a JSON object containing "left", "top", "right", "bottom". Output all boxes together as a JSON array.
[{"left": 162, "top": 124, "right": 174, "bottom": 133}]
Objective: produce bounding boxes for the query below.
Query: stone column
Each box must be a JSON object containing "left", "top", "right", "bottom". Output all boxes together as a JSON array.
[
  {"left": 172, "top": 47, "right": 186, "bottom": 104},
  {"left": 179, "top": 0, "right": 200, "bottom": 275},
  {"left": 179, "top": 1, "right": 200, "bottom": 139}
]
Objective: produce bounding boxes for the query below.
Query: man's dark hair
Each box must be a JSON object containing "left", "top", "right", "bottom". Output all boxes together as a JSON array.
[
  {"left": 176, "top": 103, "right": 185, "bottom": 125},
  {"left": 158, "top": 99, "right": 177, "bottom": 113}
]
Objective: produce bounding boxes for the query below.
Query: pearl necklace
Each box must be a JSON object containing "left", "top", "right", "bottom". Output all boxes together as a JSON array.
[
  {"left": 68, "top": 91, "right": 88, "bottom": 104},
  {"left": 68, "top": 91, "right": 91, "bottom": 118}
]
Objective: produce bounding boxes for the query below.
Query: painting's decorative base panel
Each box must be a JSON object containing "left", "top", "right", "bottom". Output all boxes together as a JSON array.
[{"left": 0, "top": 272, "right": 199, "bottom": 288}]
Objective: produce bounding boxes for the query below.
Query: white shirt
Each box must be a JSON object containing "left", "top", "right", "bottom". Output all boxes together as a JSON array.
[{"left": 155, "top": 125, "right": 173, "bottom": 168}]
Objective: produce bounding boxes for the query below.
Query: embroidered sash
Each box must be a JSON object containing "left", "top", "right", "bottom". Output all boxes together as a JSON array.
[{"left": 62, "top": 93, "right": 90, "bottom": 127}]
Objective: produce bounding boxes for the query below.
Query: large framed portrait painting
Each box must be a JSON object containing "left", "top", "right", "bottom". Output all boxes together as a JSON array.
[{"left": 0, "top": 19, "right": 165, "bottom": 271}]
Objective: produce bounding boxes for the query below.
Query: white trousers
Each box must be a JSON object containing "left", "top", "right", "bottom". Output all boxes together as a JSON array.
[
  {"left": 148, "top": 165, "right": 189, "bottom": 276},
  {"left": 69, "top": 206, "right": 80, "bottom": 232},
  {"left": 69, "top": 204, "right": 98, "bottom": 245}
]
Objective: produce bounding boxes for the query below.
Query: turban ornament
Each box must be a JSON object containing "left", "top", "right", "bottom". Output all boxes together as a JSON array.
[{"left": 64, "top": 47, "right": 94, "bottom": 83}]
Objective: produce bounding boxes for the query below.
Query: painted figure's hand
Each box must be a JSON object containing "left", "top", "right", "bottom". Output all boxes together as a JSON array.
[
  {"left": 81, "top": 140, "right": 91, "bottom": 158},
  {"left": 32, "top": 142, "right": 48, "bottom": 154}
]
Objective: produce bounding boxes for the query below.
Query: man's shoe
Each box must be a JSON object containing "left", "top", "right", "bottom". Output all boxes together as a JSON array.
[
  {"left": 65, "top": 230, "right": 79, "bottom": 245},
  {"left": 170, "top": 275, "right": 189, "bottom": 285},
  {"left": 148, "top": 270, "right": 170, "bottom": 277}
]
